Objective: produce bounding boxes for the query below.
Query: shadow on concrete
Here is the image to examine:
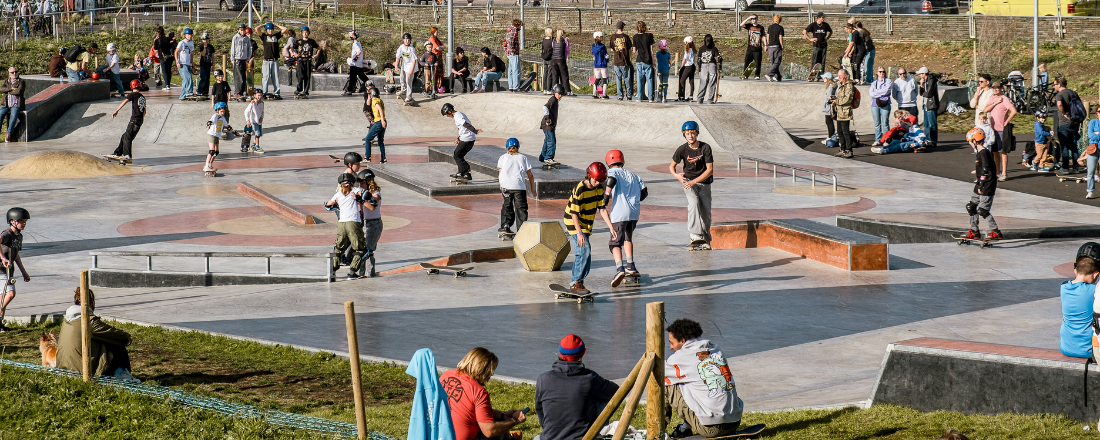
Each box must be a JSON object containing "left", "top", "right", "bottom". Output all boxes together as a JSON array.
[
  {"left": 888, "top": 256, "right": 934, "bottom": 270},
  {"left": 762, "top": 406, "right": 858, "bottom": 435},
  {"left": 263, "top": 121, "right": 321, "bottom": 134},
  {"left": 38, "top": 107, "right": 105, "bottom": 139}
]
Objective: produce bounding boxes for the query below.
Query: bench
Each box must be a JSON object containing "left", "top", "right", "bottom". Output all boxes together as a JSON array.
[
  {"left": 709, "top": 219, "right": 889, "bottom": 271},
  {"left": 869, "top": 337, "right": 1099, "bottom": 423}
]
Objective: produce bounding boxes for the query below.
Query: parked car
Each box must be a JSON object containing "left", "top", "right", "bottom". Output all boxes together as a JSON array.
[
  {"left": 971, "top": 0, "right": 1099, "bottom": 15},
  {"left": 218, "top": 0, "right": 262, "bottom": 11},
  {"left": 690, "top": 0, "right": 775, "bottom": 11},
  {"left": 847, "top": 0, "right": 961, "bottom": 14}
]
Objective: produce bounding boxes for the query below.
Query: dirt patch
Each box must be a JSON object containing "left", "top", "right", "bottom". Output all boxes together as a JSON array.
[{"left": 0, "top": 150, "right": 143, "bottom": 179}]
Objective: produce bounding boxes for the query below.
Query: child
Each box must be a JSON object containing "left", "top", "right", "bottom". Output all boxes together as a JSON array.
[
  {"left": 604, "top": 150, "right": 647, "bottom": 287},
  {"left": 358, "top": 169, "right": 383, "bottom": 278},
  {"left": 205, "top": 102, "right": 229, "bottom": 173},
  {"left": 108, "top": 79, "right": 146, "bottom": 163},
  {"left": 419, "top": 41, "right": 438, "bottom": 98},
  {"left": 655, "top": 39, "right": 671, "bottom": 103},
  {"left": 1032, "top": 111, "right": 1053, "bottom": 172},
  {"left": 563, "top": 162, "right": 615, "bottom": 294},
  {"left": 342, "top": 151, "right": 363, "bottom": 176},
  {"left": 1038, "top": 63, "right": 1049, "bottom": 88},
  {"left": 0, "top": 207, "right": 30, "bottom": 331},
  {"left": 103, "top": 43, "right": 125, "bottom": 97},
  {"left": 364, "top": 86, "right": 388, "bottom": 163},
  {"left": 964, "top": 126, "right": 1002, "bottom": 241},
  {"left": 441, "top": 102, "right": 482, "bottom": 181},
  {"left": 325, "top": 173, "right": 366, "bottom": 280},
  {"left": 497, "top": 138, "right": 537, "bottom": 234},
  {"left": 128, "top": 54, "right": 150, "bottom": 90},
  {"left": 1059, "top": 249, "right": 1097, "bottom": 359},
  {"left": 591, "top": 31, "right": 608, "bottom": 99},
  {"left": 242, "top": 90, "right": 264, "bottom": 153},
  {"left": 871, "top": 114, "right": 925, "bottom": 154},
  {"left": 211, "top": 69, "right": 231, "bottom": 124}
]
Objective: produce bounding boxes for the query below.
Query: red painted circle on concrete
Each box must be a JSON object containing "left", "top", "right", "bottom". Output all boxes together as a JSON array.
[{"left": 1054, "top": 262, "right": 1075, "bottom": 278}]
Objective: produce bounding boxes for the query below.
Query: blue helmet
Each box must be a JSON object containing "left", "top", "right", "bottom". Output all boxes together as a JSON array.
[
  {"left": 681, "top": 121, "right": 699, "bottom": 132},
  {"left": 183, "top": 28, "right": 193, "bottom": 34},
  {"left": 265, "top": 23, "right": 274, "bottom": 30},
  {"left": 300, "top": 26, "right": 310, "bottom": 31},
  {"left": 506, "top": 138, "right": 520, "bottom": 149},
  {"left": 214, "top": 101, "right": 227, "bottom": 110}
]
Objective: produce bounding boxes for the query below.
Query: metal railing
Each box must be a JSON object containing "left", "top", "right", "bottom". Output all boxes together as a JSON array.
[
  {"left": 737, "top": 155, "right": 839, "bottom": 191},
  {"left": 90, "top": 250, "right": 338, "bottom": 281}
]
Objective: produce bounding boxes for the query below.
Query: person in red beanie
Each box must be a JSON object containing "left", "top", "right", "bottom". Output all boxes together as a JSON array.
[{"left": 534, "top": 335, "right": 619, "bottom": 440}]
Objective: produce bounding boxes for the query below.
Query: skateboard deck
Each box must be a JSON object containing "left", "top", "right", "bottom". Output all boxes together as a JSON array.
[
  {"left": 402, "top": 99, "right": 416, "bottom": 106},
  {"left": 688, "top": 239, "right": 711, "bottom": 251},
  {"left": 419, "top": 263, "right": 473, "bottom": 278},
  {"left": 683, "top": 423, "right": 767, "bottom": 439},
  {"left": 183, "top": 94, "right": 207, "bottom": 102},
  {"left": 955, "top": 235, "right": 994, "bottom": 248},
  {"left": 518, "top": 71, "right": 537, "bottom": 92},
  {"left": 549, "top": 284, "right": 597, "bottom": 303},
  {"left": 203, "top": 168, "right": 218, "bottom": 177},
  {"left": 328, "top": 154, "right": 345, "bottom": 164},
  {"left": 294, "top": 94, "right": 309, "bottom": 99},
  {"left": 450, "top": 177, "right": 471, "bottom": 185},
  {"left": 1059, "top": 175, "right": 1090, "bottom": 183},
  {"left": 807, "top": 63, "right": 822, "bottom": 82},
  {"left": 541, "top": 162, "right": 562, "bottom": 170},
  {"left": 740, "top": 61, "right": 756, "bottom": 80},
  {"left": 102, "top": 155, "right": 132, "bottom": 165},
  {"left": 498, "top": 231, "right": 516, "bottom": 241}
]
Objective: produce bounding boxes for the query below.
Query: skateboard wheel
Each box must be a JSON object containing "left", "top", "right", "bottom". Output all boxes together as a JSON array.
[
  {"left": 957, "top": 241, "right": 964, "bottom": 246},
  {"left": 458, "top": 272, "right": 467, "bottom": 277},
  {"left": 554, "top": 294, "right": 561, "bottom": 299},
  {"left": 577, "top": 298, "right": 583, "bottom": 304},
  {"left": 425, "top": 270, "right": 432, "bottom": 275}
]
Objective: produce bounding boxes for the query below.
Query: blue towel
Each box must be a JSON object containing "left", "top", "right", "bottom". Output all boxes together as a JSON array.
[{"left": 406, "top": 348, "right": 456, "bottom": 440}]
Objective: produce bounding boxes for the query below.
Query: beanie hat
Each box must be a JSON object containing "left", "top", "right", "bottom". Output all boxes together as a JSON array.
[{"left": 559, "top": 334, "right": 585, "bottom": 361}]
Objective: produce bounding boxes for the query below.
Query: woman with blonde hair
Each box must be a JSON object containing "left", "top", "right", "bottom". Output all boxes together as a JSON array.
[
  {"left": 678, "top": 36, "right": 696, "bottom": 101},
  {"left": 549, "top": 29, "right": 572, "bottom": 95},
  {"left": 440, "top": 347, "right": 528, "bottom": 440}
]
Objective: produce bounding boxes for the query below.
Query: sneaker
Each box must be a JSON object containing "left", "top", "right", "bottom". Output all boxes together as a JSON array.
[
  {"left": 970, "top": 170, "right": 976, "bottom": 174},
  {"left": 450, "top": 173, "right": 461, "bottom": 178},
  {"left": 252, "top": 146, "right": 264, "bottom": 153},
  {"left": 834, "top": 151, "right": 847, "bottom": 157},
  {"left": 121, "top": 155, "right": 132, "bottom": 163},
  {"left": 987, "top": 229, "right": 1003, "bottom": 240},
  {"left": 1088, "top": 191, "right": 1095, "bottom": 199},
  {"left": 871, "top": 141, "right": 882, "bottom": 147},
  {"left": 1030, "top": 164, "right": 1038, "bottom": 171},
  {"left": 843, "top": 150, "right": 854, "bottom": 158},
  {"left": 461, "top": 174, "right": 473, "bottom": 180},
  {"left": 820, "top": 139, "right": 829, "bottom": 145},
  {"left": 612, "top": 267, "right": 626, "bottom": 287},
  {"left": 570, "top": 281, "right": 590, "bottom": 294},
  {"left": 1040, "top": 167, "right": 1052, "bottom": 172},
  {"left": 1058, "top": 169, "right": 1070, "bottom": 175},
  {"left": 203, "top": 164, "right": 214, "bottom": 172},
  {"left": 617, "top": 96, "right": 623, "bottom": 100},
  {"left": 870, "top": 146, "right": 883, "bottom": 154},
  {"left": 670, "top": 422, "right": 693, "bottom": 439},
  {"left": 602, "top": 95, "right": 610, "bottom": 99},
  {"left": 113, "top": 368, "right": 141, "bottom": 383},
  {"left": 754, "top": 76, "right": 760, "bottom": 80},
  {"left": 347, "top": 273, "right": 358, "bottom": 280},
  {"left": 380, "top": 159, "right": 388, "bottom": 164},
  {"left": 624, "top": 262, "right": 638, "bottom": 274},
  {"left": 997, "top": 174, "right": 1006, "bottom": 182},
  {"left": 966, "top": 229, "right": 982, "bottom": 240}
]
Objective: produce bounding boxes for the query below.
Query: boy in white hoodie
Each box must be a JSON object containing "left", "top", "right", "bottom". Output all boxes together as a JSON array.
[
  {"left": 243, "top": 90, "right": 265, "bottom": 152},
  {"left": 664, "top": 318, "right": 744, "bottom": 438}
]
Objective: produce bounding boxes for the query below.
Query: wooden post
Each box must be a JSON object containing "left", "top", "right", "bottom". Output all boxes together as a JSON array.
[
  {"left": 612, "top": 353, "right": 655, "bottom": 440},
  {"left": 79, "top": 270, "right": 91, "bottom": 382},
  {"left": 581, "top": 353, "right": 650, "bottom": 440},
  {"left": 646, "top": 302, "right": 665, "bottom": 439},
  {"left": 344, "top": 301, "right": 368, "bottom": 440}
]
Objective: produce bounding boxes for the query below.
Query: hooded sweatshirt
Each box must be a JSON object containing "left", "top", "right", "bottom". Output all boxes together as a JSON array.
[
  {"left": 405, "top": 348, "right": 457, "bottom": 440},
  {"left": 535, "top": 360, "right": 619, "bottom": 440},
  {"left": 664, "top": 338, "right": 743, "bottom": 425}
]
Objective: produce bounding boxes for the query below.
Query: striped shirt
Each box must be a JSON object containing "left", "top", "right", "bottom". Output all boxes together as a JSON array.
[{"left": 563, "top": 181, "right": 606, "bottom": 235}]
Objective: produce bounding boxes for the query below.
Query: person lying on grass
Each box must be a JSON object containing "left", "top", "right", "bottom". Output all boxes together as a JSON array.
[{"left": 57, "top": 288, "right": 139, "bottom": 382}]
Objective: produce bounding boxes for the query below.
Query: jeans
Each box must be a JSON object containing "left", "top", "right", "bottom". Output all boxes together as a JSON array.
[
  {"left": 501, "top": 189, "right": 528, "bottom": 230},
  {"left": 923, "top": 109, "right": 938, "bottom": 144},
  {"left": 862, "top": 49, "right": 875, "bottom": 83},
  {"left": 1058, "top": 123, "right": 1081, "bottom": 170},
  {"left": 110, "top": 72, "right": 125, "bottom": 95},
  {"left": 569, "top": 233, "right": 592, "bottom": 283},
  {"left": 882, "top": 139, "right": 918, "bottom": 154},
  {"left": 657, "top": 69, "right": 669, "bottom": 100},
  {"left": 364, "top": 122, "right": 386, "bottom": 161},
  {"left": 178, "top": 65, "right": 193, "bottom": 99},
  {"left": 113, "top": 120, "right": 142, "bottom": 157},
  {"left": 685, "top": 183, "right": 712, "bottom": 242},
  {"left": 635, "top": 62, "right": 654, "bottom": 101},
  {"left": 474, "top": 71, "right": 502, "bottom": 90},
  {"left": 1088, "top": 154, "right": 1098, "bottom": 192},
  {"left": 65, "top": 67, "right": 83, "bottom": 82},
  {"left": 871, "top": 105, "right": 891, "bottom": 142},
  {"left": 767, "top": 46, "right": 783, "bottom": 79},
  {"left": 0, "top": 106, "right": 22, "bottom": 137},
  {"left": 262, "top": 60, "right": 281, "bottom": 95},
  {"left": 507, "top": 54, "right": 521, "bottom": 90},
  {"left": 696, "top": 63, "right": 718, "bottom": 103},
  {"left": 540, "top": 130, "right": 556, "bottom": 161},
  {"left": 197, "top": 64, "right": 211, "bottom": 95},
  {"left": 613, "top": 65, "right": 630, "bottom": 98}
]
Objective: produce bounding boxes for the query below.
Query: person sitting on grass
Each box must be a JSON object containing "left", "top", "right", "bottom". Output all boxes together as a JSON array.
[
  {"left": 871, "top": 113, "right": 925, "bottom": 155},
  {"left": 440, "top": 347, "right": 527, "bottom": 440},
  {"left": 665, "top": 318, "right": 744, "bottom": 439},
  {"left": 535, "top": 335, "right": 619, "bottom": 440},
  {"left": 57, "top": 288, "right": 138, "bottom": 382}
]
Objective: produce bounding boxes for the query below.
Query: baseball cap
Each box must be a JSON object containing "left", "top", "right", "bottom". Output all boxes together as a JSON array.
[
  {"left": 559, "top": 335, "right": 586, "bottom": 362},
  {"left": 916, "top": 67, "right": 929, "bottom": 74},
  {"left": 106, "top": 43, "right": 116, "bottom": 51},
  {"left": 815, "top": 12, "right": 825, "bottom": 18}
]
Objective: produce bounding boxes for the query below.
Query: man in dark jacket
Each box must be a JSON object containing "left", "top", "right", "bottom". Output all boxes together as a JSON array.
[
  {"left": 917, "top": 66, "right": 939, "bottom": 147},
  {"left": 535, "top": 335, "right": 618, "bottom": 440}
]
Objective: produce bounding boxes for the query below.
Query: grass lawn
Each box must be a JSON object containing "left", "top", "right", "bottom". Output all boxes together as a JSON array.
[{"left": 0, "top": 319, "right": 1093, "bottom": 439}]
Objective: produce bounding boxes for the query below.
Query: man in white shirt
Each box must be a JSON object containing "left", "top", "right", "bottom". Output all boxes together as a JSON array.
[
  {"left": 393, "top": 33, "right": 418, "bottom": 103},
  {"left": 343, "top": 31, "right": 367, "bottom": 96},
  {"left": 664, "top": 318, "right": 744, "bottom": 439},
  {"left": 892, "top": 68, "right": 918, "bottom": 125},
  {"left": 175, "top": 28, "right": 196, "bottom": 100},
  {"left": 441, "top": 102, "right": 482, "bottom": 181},
  {"left": 497, "top": 138, "right": 537, "bottom": 235}
]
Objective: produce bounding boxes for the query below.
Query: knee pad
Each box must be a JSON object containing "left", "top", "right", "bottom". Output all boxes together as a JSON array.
[
  {"left": 978, "top": 207, "right": 991, "bottom": 218},
  {"left": 208, "top": 149, "right": 219, "bottom": 157},
  {"left": 965, "top": 201, "right": 978, "bottom": 216}
]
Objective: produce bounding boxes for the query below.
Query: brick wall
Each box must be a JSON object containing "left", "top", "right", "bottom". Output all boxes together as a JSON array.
[{"left": 384, "top": 5, "right": 1100, "bottom": 46}]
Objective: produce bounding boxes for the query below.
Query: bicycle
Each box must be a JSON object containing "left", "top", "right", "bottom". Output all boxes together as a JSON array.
[{"left": 963, "top": 70, "right": 980, "bottom": 101}]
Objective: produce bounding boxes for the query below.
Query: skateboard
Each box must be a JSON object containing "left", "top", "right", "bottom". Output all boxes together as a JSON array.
[
  {"left": 612, "top": 272, "right": 642, "bottom": 287},
  {"left": 182, "top": 94, "right": 208, "bottom": 102},
  {"left": 328, "top": 154, "right": 344, "bottom": 164},
  {"left": 450, "top": 176, "right": 471, "bottom": 185},
  {"left": 807, "top": 63, "right": 822, "bottom": 82},
  {"left": 1059, "top": 175, "right": 1090, "bottom": 183},
  {"left": 294, "top": 93, "right": 309, "bottom": 100},
  {"left": 714, "top": 56, "right": 723, "bottom": 101},
  {"left": 498, "top": 231, "right": 516, "bottom": 241},
  {"left": 204, "top": 168, "right": 218, "bottom": 177},
  {"left": 518, "top": 71, "right": 537, "bottom": 92},
  {"left": 688, "top": 239, "right": 711, "bottom": 251},
  {"left": 549, "top": 283, "right": 597, "bottom": 303},
  {"left": 740, "top": 61, "right": 756, "bottom": 80},
  {"left": 102, "top": 155, "right": 132, "bottom": 165},
  {"left": 402, "top": 99, "right": 416, "bottom": 106},
  {"left": 239, "top": 128, "right": 252, "bottom": 152},
  {"left": 419, "top": 263, "right": 472, "bottom": 278},
  {"left": 384, "top": 68, "right": 395, "bottom": 84},
  {"left": 955, "top": 235, "right": 994, "bottom": 248},
  {"left": 263, "top": 93, "right": 282, "bottom": 100},
  {"left": 684, "top": 423, "right": 767, "bottom": 439},
  {"left": 541, "top": 161, "right": 562, "bottom": 170}
]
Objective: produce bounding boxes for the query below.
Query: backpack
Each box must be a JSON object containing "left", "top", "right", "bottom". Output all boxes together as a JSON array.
[
  {"left": 1069, "top": 90, "right": 1087, "bottom": 124},
  {"left": 64, "top": 44, "right": 85, "bottom": 63},
  {"left": 851, "top": 88, "right": 861, "bottom": 109},
  {"left": 494, "top": 55, "right": 506, "bottom": 73}
]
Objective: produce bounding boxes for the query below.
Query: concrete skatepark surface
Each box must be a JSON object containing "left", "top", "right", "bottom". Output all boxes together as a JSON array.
[{"left": 2, "top": 83, "right": 1095, "bottom": 414}]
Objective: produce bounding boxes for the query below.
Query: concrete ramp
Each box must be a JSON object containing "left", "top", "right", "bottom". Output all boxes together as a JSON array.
[{"left": 691, "top": 104, "right": 800, "bottom": 153}]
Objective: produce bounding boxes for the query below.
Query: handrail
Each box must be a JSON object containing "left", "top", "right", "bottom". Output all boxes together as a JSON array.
[
  {"left": 90, "top": 250, "right": 338, "bottom": 281},
  {"left": 737, "top": 155, "right": 838, "bottom": 191}
]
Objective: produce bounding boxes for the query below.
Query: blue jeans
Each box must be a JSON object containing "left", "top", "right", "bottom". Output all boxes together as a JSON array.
[
  {"left": 1087, "top": 154, "right": 1098, "bottom": 192},
  {"left": 1058, "top": 123, "right": 1081, "bottom": 169},
  {"left": 0, "top": 106, "right": 21, "bottom": 137},
  {"left": 179, "top": 65, "right": 193, "bottom": 99},
  {"left": 613, "top": 65, "right": 630, "bottom": 98},
  {"left": 871, "top": 105, "right": 891, "bottom": 142},
  {"left": 110, "top": 72, "right": 125, "bottom": 95},
  {"left": 507, "top": 54, "right": 521, "bottom": 90},
  {"left": 862, "top": 49, "right": 875, "bottom": 83},
  {"left": 657, "top": 69, "right": 669, "bottom": 100},
  {"left": 364, "top": 121, "right": 386, "bottom": 161},
  {"left": 540, "top": 130, "right": 556, "bottom": 161},
  {"left": 569, "top": 232, "right": 591, "bottom": 283},
  {"left": 65, "top": 67, "right": 84, "bottom": 82},
  {"left": 882, "top": 139, "right": 918, "bottom": 154},
  {"left": 923, "top": 109, "right": 938, "bottom": 144},
  {"left": 635, "top": 62, "right": 653, "bottom": 101},
  {"left": 474, "top": 71, "right": 502, "bottom": 90},
  {"left": 262, "top": 60, "right": 281, "bottom": 95}
]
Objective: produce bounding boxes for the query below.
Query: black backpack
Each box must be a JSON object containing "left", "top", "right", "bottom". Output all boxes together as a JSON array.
[
  {"left": 494, "top": 55, "right": 506, "bottom": 73},
  {"left": 64, "top": 44, "right": 85, "bottom": 63},
  {"left": 1069, "top": 90, "right": 1088, "bottom": 124}
]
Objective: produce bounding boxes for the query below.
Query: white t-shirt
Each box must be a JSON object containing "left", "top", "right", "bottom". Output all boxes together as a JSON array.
[
  {"left": 395, "top": 44, "right": 418, "bottom": 74},
  {"left": 244, "top": 100, "right": 264, "bottom": 125},
  {"left": 683, "top": 49, "right": 695, "bottom": 67},
  {"left": 207, "top": 115, "right": 227, "bottom": 136},
  {"left": 330, "top": 188, "right": 363, "bottom": 223},
  {"left": 497, "top": 153, "right": 531, "bottom": 191},
  {"left": 361, "top": 189, "right": 382, "bottom": 220},
  {"left": 106, "top": 52, "right": 120, "bottom": 74},
  {"left": 350, "top": 41, "right": 364, "bottom": 68},
  {"left": 607, "top": 167, "right": 646, "bottom": 223},
  {"left": 453, "top": 111, "right": 476, "bottom": 142},
  {"left": 176, "top": 39, "right": 195, "bottom": 66}
]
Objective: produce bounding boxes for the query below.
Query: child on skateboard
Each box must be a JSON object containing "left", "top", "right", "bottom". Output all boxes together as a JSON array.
[
  {"left": 540, "top": 85, "right": 563, "bottom": 167},
  {"left": 497, "top": 138, "right": 537, "bottom": 235},
  {"left": 441, "top": 102, "right": 482, "bottom": 181},
  {"left": 964, "top": 126, "right": 1002, "bottom": 242},
  {"left": 108, "top": 79, "right": 146, "bottom": 163},
  {"left": 564, "top": 163, "right": 615, "bottom": 294},
  {"left": 604, "top": 150, "right": 647, "bottom": 287},
  {"left": 242, "top": 90, "right": 264, "bottom": 153},
  {"left": 204, "top": 102, "right": 229, "bottom": 174},
  {"left": 325, "top": 173, "right": 366, "bottom": 280},
  {"left": 669, "top": 121, "right": 715, "bottom": 249},
  {"left": 358, "top": 169, "right": 383, "bottom": 278},
  {"left": 0, "top": 207, "right": 30, "bottom": 331}
]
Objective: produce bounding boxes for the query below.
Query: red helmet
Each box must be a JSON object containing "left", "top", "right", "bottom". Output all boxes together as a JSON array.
[
  {"left": 605, "top": 149, "right": 624, "bottom": 166},
  {"left": 130, "top": 79, "right": 142, "bottom": 90},
  {"left": 904, "top": 115, "right": 918, "bottom": 125},
  {"left": 90, "top": 72, "right": 100, "bottom": 81},
  {"left": 586, "top": 162, "right": 608, "bottom": 182}
]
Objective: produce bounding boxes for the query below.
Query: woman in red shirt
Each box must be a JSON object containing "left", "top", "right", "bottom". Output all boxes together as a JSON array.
[{"left": 439, "top": 347, "right": 527, "bottom": 440}]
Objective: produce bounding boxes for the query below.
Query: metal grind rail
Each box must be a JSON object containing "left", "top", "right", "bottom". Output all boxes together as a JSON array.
[
  {"left": 90, "top": 251, "right": 338, "bottom": 282},
  {"left": 737, "top": 156, "right": 839, "bottom": 191}
]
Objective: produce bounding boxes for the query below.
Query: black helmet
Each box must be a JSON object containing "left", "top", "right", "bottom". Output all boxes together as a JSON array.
[
  {"left": 1034, "top": 110, "right": 1048, "bottom": 118},
  {"left": 357, "top": 169, "right": 375, "bottom": 181},
  {"left": 6, "top": 207, "right": 29, "bottom": 223},
  {"left": 551, "top": 84, "right": 565, "bottom": 95},
  {"left": 402, "top": 32, "right": 412, "bottom": 40},
  {"left": 338, "top": 173, "right": 358, "bottom": 184},
  {"left": 214, "top": 69, "right": 224, "bottom": 76},
  {"left": 440, "top": 102, "right": 455, "bottom": 116},
  {"left": 343, "top": 152, "right": 363, "bottom": 165},
  {"left": 59, "top": 47, "right": 67, "bottom": 55},
  {"left": 1078, "top": 242, "right": 1100, "bottom": 264}
]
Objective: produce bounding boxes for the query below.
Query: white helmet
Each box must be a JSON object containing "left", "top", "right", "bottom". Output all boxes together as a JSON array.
[
  {"left": 424, "top": 41, "right": 433, "bottom": 47},
  {"left": 106, "top": 43, "right": 117, "bottom": 51},
  {"left": 365, "top": 60, "right": 378, "bottom": 70},
  {"left": 593, "top": 31, "right": 603, "bottom": 39},
  {"left": 683, "top": 36, "right": 693, "bottom": 44}
]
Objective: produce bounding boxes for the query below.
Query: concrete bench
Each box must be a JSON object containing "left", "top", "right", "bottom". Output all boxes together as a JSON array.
[
  {"left": 870, "top": 337, "right": 1099, "bottom": 423},
  {"left": 710, "top": 219, "right": 889, "bottom": 271}
]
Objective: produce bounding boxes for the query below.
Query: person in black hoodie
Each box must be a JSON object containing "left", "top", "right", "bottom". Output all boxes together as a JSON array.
[
  {"left": 964, "top": 128, "right": 1002, "bottom": 241},
  {"left": 535, "top": 335, "right": 618, "bottom": 440}
]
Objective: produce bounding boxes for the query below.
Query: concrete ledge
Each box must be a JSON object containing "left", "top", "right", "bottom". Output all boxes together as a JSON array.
[
  {"left": 869, "top": 337, "right": 1099, "bottom": 423},
  {"left": 428, "top": 145, "right": 583, "bottom": 199},
  {"left": 379, "top": 246, "right": 516, "bottom": 276},
  {"left": 90, "top": 269, "right": 332, "bottom": 288},
  {"left": 711, "top": 219, "right": 889, "bottom": 271},
  {"left": 237, "top": 182, "right": 317, "bottom": 225},
  {"left": 837, "top": 214, "right": 1100, "bottom": 244}
]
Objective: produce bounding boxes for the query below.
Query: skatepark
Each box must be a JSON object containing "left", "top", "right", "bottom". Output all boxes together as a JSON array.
[{"left": 2, "top": 77, "right": 1097, "bottom": 426}]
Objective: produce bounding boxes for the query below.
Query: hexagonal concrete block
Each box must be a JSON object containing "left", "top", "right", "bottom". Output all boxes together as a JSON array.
[{"left": 513, "top": 221, "right": 570, "bottom": 271}]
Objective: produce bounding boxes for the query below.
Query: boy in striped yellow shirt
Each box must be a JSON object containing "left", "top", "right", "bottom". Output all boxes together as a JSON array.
[{"left": 564, "top": 163, "right": 616, "bottom": 294}]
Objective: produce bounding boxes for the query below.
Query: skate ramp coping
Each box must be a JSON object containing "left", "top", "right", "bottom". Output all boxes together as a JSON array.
[
  {"left": 0, "top": 150, "right": 142, "bottom": 179},
  {"left": 88, "top": 250, "right": 339, "bottom": 287},
  {"left": 837, "top": 213, "right": 1100, "bottom": 244},
  {"left": 710, "top": 219, "right": 888, "bottom": 271},
  {"left": 870, "top": 337, "right": 1097, "bottom": 423}
]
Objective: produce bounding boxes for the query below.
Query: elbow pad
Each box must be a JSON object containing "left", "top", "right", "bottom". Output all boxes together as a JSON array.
[{"left": 640, "top": 187, "right": 648, "bottom": 202}]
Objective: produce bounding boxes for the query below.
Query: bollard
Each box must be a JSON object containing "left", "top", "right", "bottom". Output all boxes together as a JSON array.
[
  {"left": 80, "top": 270, "right": 91, "bottom": 382},
  {"left": 344, "top": 301, "right": 368, "bottom": 440},
  {"left": 645, "top": 302, "right": 666, "bottom": 439}
]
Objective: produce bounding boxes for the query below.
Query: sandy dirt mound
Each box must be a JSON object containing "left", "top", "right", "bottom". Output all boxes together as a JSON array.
[{"left": 0, "top": 150, "right": 141, "bottom": 179}]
